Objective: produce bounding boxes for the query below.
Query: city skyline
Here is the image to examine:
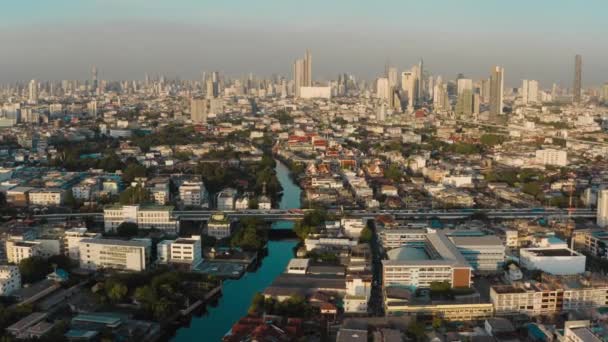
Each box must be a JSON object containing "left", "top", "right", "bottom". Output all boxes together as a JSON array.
[{"left": 1, "top": 0, "right": 607, "bottom": 86}]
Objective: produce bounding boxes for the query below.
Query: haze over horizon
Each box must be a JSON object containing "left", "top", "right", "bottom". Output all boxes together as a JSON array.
[{"left": 1, "top": 0, "right": 607, "bottom": 87}]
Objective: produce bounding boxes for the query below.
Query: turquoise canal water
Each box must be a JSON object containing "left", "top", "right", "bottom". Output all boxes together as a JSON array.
[{"left": 172, "top": 160, "right": 301, "bottom": 341}]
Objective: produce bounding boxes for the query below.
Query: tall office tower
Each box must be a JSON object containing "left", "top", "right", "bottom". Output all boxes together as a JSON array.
[
  {"left": 376, "top": 77, "right": 390, "bottom": 100},
  {"left": 91, "top": 65, "right": 98, "bottom": 92},
  {"left": 190, "top": 98, "right": 208, "bottom": 124},
  {"left": 573, "top": 54, "right": 582, "bottom": 103},
  {"left": 433, "top": 82, "right": 449, "bottom": 111},
  {"left": 293, "top": 58, "right": 305, "bottom": 97},
  {"left": 304, "top": 49, "right": 312, "bottom": 87},
  {"left": 457, "top": 78, "right": 473, "bottom": 96},
  {"left": 28, "top": 80, "right": 38, "bottom": 103},
  {"left": 480, "top": 79, "right": 491, "bottom": 103},
  {"left": 388, "top": 67, "right": 399, "bottom": 89},
  {"left": 206, "top": 79, "right": 215, "bottom": 99},
  {"left": 522, "top": 80, "right": 540, "bottom": 104},
  {"left": 455, "top": 89, "right": 478, "bottom": 116},
  {"left": 417, "top": 59, "right": 424, "bottom": 101},
  {"left": 401, "top": 70, "right": 417, "bottom": 111},
  {"left": 211, "top": 71, "right": 221, "bottom": 97},
  {"left": 597, "top": 188, "right": 608, "bottom": 227},
  {"left": 489, "top": 66, "right": 504, "bottom": 117},
  {"left": 601, "top": 83, "right": 608, "bottom": 104},
  {"left": 427, "top": 75, "right": 435, "bottom": 99}
]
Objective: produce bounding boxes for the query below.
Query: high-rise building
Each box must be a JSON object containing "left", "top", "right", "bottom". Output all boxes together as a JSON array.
[
  {"left": 190, "top": 98, "right": 208, "bottom": 124},
  {"left": 573, "top": 54, "right": 582, "bottom": 104},
  {"left": 293, "top": 50, "right": 312, "bottom": 98},
  {"left": 401, "top": 71, "right": 417, "bottom": 111},
  {"left": 522, "top": 80, "right": 540, "bottom": 104},
  {"left": 597, "top": 189, "right": 608, "bottom": 227},
  {"left": 417, "top": 59, "right": 424, "bottom": 101},
  {"left": 601, "top": 83, "right": 608, "bottom": 104},
  {"left": 480, "top": 79, "right": 491, "bottom": 103},
  {"left": 388, "top": 67, "right": 398, "bottom": 89},
  {"left": 91, "top": 65, "right": 98, "bottom": 92},
  {"left": 28, "top": 79, "right": 38, "bottom": 103},
  {"left": 455, "top": 89, "right": 479, "bottom": 117},
  {"left": 376, "top": 77, "right": 390, "bottom": 100},
  {"left": 457, "top": 78, "right": 473, "bottom": 96},
  {"left": 489, "top": 66, "right": 504, "bottom": 117}
]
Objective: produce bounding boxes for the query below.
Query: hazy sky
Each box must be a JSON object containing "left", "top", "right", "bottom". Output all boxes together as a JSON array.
[{"left": 1, "top": 0, "right": 607, "bottom": 87}]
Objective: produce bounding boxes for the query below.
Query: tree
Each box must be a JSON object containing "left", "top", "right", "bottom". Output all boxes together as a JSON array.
[
  {"left": 432, "top": 317, "right": 444, "bottom": 330},
  {"left": 430, "top": 281, "right": 451, "bottom": 294},
  {"left": 64, "top": 189, "right": 79, "bottom": 209},
  {"left": 122, "top": 163, "right": 147, "bottom": 184},
  {"left": 119, "top": 185, "right": 150, "bottom": 205},
  {"left": 249, "top": 292, "right": 265, "bottom": 315},
  {"left": 106, "top": 281, "right": 128, "bottom": 303},
  {"left": 480, "top": 134, "right": 506, "bottom": 147},
  {"left": 384, "top": 164, "right": 402, "bottom": 182},
  {"left": 407, "top": 321, "right": 426, "bottom": 340},
  {"left": 116, "top": 222, "right": 139, "bottom": 237},
  {"left": 359, "top": 225, "right": 373, "bottom": 243},
  {"left": 19, "top": 257, "right": 52, "bottom": 284}
]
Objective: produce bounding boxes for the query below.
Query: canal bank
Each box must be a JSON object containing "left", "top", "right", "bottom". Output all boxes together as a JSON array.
[{"left": 172, "top": 160, "right": 301, "bottom": 341}]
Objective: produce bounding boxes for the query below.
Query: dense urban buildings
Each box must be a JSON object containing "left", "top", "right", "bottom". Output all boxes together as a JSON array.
[{"left": 0, "top": 2, "right": 608, "bottom": 341}]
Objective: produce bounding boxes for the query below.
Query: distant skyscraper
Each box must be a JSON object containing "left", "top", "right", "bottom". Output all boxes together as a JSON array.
[
  {"left": 417, "top": 59, "right": 424, "bottom": 101},
  {"left": 573, "top": 54, "right": 582, "bottom": 104},
  {"left": 28, "top": 79, "right": 38, "bottom": 103},
  {"left": 457, "top": 78, "right": 473, "bottom": 96},
  {"left": 601, "top": 83, "right": 608, "bottom": 104},
  {"left": 292, "top": 50, "right": 312, "bottom": 98},
  {"left": 401, "top": 71, "right": 416, "bottom": 112},
  {"left": 489, "top": 66, "right": 504, "bottom": 117},
  {"left": 597, "top": 188, "right": 608, "bottom": 227},
  {"left": 91, "top": 65, "right": 98, "bottom": 92},
  {"left": 190, "top": 98, "right": 208, "bottom": 124},
  {"left": 388, "top": 67, "right": 398, "bottom": 89},
  {"left": 522, "top": 80, "right": 539, "bottom": 104},
  {"left": 376, "top": 77, "right": 390, "bottom": 101}
]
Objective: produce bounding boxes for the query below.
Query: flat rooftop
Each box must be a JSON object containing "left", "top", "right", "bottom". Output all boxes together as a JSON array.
[
  {"left": 525, "top": 248, "right": 577, "bottom": 257},
  {"left": 80, "top": 238, "right": 148, "bottom": 247},
  {"left": 387, "top": 246, "right": 430, "bottom": 261}
]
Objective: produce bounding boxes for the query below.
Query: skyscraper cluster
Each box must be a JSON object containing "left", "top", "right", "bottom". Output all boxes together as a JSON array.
[{"left": 293, "top": 50, "right": 312, "bottom": 98}]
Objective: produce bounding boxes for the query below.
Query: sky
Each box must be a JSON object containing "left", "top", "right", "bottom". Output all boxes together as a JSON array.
[{"left": 0, "top": 0, "right": 606, "bottom": 87}]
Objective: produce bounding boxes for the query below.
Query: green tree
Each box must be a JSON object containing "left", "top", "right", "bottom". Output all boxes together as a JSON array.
[
  {"left": 119, "top": 185, "right": 150, "bottom": 205},
  {"left": 480, "top": 134, "right": 506, "bottom": 147},
  {"left": 384, "top": 164, "right": 402, "bottom": 182},
  {"left": 407, "top": 321, "right": 426, "bottom": 340},
  {"left": 249, "top": 292, "right": 265, "bottom": 315},
  {"left": 359, "top": 225, "right": 373, "bottom": 243},
  {"left": 432, "top": 317, "right": 444, "bottom": 330},
  {"left": 122, "top": 163, "right": 147, "bottom": 183},
  {"left": 106, "top": 281, "right": 128, "bottom": 303},
  {"left": 116, "top": 222, "right": 139, "bottom": 237},
  {"left": 19, "top": 257, "right": 52, "bottom": 284}
]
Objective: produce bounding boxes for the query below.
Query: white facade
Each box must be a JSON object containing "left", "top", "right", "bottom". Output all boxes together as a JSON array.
[
  {"left": 78, "top": 238, "right": 148, "bottom": 271},
  {"left": 6, "top": 240, "right": 41, "bottom": 264},
  {"left": 179, "top": 181, "right": 208, "bottom": 207},
  {"left": 597, "top": 189, "right": 608, "bottom": 227},
  {"left": 519, "top": 247, "right": 586, "bottom": 275},
  {"left": 535, "top": 149, "right": 567, "bottom": 167},
  {"left": 28, "top": 188, "right": 64, "bottom": 206},
  {"left": 342, "top": 218, "right": 365, "bottom": 239},
  {"left": 103, "top": 205, "right": 178, "bottom": 233},
  {"left": 299, "top": 86, "right": 331, "bottom": 99},
  {"left": 206, "top": 212, "right": 232, "bottom": 240},
  {"left": 64, "top": 228, "right": 100, "bottom": 260},
  {"left": 0, "top": 265, "right": 21, "bottom": 296}
]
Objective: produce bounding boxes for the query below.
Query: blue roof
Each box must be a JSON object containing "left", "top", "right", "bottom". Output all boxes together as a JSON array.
[{"left": 65, "top": 329, "right": 99, "bottom": 338}]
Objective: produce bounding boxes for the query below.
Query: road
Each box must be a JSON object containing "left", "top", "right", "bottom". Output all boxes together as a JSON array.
[{"left": 34, "top": 207, "right": 596, "bottom": 222}]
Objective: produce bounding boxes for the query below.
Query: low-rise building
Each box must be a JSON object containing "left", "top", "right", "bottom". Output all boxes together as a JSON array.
[
  {"left": 103, "top": 205, "right": 178, "bottom": 233},
  {"left": 78, "top": 238, "right": 149, "bottom": 271},
  {"left": 28, "top": 188, "right": 65, "bottom": 206},
  {"left": 519, "top": 247, "right": 585, "bottom": 275},
  {"left": 156, "top": 235, "right": 203, "bottom": 269},
  {"left": 63, "top": 227, "right": 101, "bottom": 261},
  {"left": 6, "top": 240, "right": 41, "bottom": 264},
  {"left": 0, "top": 265, "right": 21, "bottom": 295},
  {"left": 206, "top": 212, "right": 232, "bottom": 240}
]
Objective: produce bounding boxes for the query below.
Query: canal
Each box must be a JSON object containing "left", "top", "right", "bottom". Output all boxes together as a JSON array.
[{"left": 172, "top": 160, "right": 301, "bottom": 341}]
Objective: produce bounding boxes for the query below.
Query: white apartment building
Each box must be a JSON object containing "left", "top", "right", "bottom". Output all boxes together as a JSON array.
[
  {"left": 179, "top": 181, "right": 208, "bottom": 207},
  {"left": 519, "top": 247, "right": 586, "bottom": 275},
  {"left": 217, "top": 188, "right": 237, "bottom": 211},
  {"left": 28, "top": 188, "right": 64, "bottom": 206},
  {"left": 150, "top": 187, "right": 170, "bottom": 205},
  {"left": 78, "top": 238, "right": 149, "bottom": 271},
  {"left": 341, "top": 218, "right": 365, "bottom": 239},
  {"left": 535, "top": 149, "right": 567, "bottom": 167},
  {"left": 64, "top": 228, "right": 101, "bottom": 260},
  {"left": 379, "top": 229, "right": 428, "bottom": 249},
  {"left": 0, "top": 266, "right": 21, "bottom": 295},
  {"left": 344, "top": 273, "right": 372, "bottom": 313},
  {"left": 103, "top": 205, "right": 178, "bottom": 233},
  {"left": 156, "top": 236, "right": 202, "bottom": 269},
  {"left": 6, "top": 240, "right": 41, "bottom": 264}
]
